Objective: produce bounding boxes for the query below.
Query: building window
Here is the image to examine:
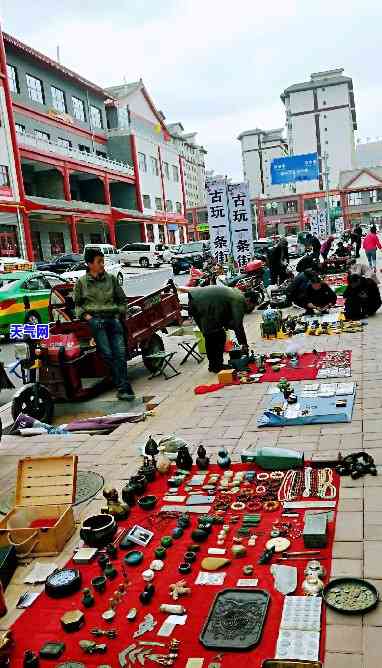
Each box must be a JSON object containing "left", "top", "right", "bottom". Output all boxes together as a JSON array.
[
  {"left": 143, "top": 194, "right": 151, "bottom": 209},
  {"left": 166, "top": 199, "right": 173, "bottom": 212},
  {"left": 79, "top": 144, "right": 90, "bottom": 153},
  {"left": 155, "top": 196, "right": 163, "bottom": 210},
  {"left": 146, "top": 223, "right": 154, "bottom": 242},
  {"left": 0, "top": 165, "right": 10, "bottom": 187},
  {"left": 323, "top": 100, "right": 326, "bottom": 105},
  {"left": 158, "top": 224, "right": 165, "bottom": 243},
  {"left": 176, "top": 202, "right": 182, "bottom": 214},
  {"left": 26, "top": 74, "right": 44, "bottom": 104},
  {"left": 7, "top": 64, "right": 19, "bottom": 93},
  {"left": 57, "top": 137, "right": 71, "bottom": 149},
  {"left": 138, "top": 152, "right": 147, "bottom": 172},
  {"left": 72, "top": 96, "right": 86, "bottom": 122},
  {"left": 51, "top": 85, "right": 66, "bottom": 113},
  {"left": 321, "top": 87, "right": 326, "bottom": 91},
  {"left": 34, "top": 129, "right": 50, "bottom": 142},
  {"left": 172, "top": 165, "right": 179, "bottom": 182},
  {"left": 15, "top": 123, "right": 25, "bottom": 134},
  {"left": 90, "top": 105, "right": 103, "bottom": 129},
  {"left": 96, "top": 150, "right": 107, "bottom": 158},
  {"left": 150, "top": 156, "right": 159, "bottom": 176},
  {"left": 163, "top": 162, "right": 170, "bottom": 179},
  {"left": 49, "top": 231, "right": 65, "bottom": 255}
]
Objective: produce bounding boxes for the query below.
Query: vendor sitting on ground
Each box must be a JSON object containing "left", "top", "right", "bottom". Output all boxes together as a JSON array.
[
  {"left": 296, "top": 251, "right": 320, "bottom": 273},
  {"left": 287, "top": 269, "right": 318, "bottom": 308},
  {"left": 343, "top": 273, "right": 382, "bottom": 321},
  {"left": 74, "top": 247, "right": 135, "bottom": 401},
  {"left": 303, "top": 273, "right": 337, "bottom": 315},
  {"left": 334, "top": 241, "right": 351, "bottom": 257},
  {"left": 178, "top": 285, "right": 252, "bottom": 373}
]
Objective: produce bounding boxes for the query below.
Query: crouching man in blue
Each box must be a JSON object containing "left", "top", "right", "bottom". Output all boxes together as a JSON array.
[{"left": 74, "top": 247, "right": 135, "bottom": 401}]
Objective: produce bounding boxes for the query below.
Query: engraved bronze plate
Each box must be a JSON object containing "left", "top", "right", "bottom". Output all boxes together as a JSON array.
[
  {"left": 323, "top": 577, "right": 379, "bottom": 614},
  {"left": 200, "top": 588, "right": 270, "bottom": 650}
]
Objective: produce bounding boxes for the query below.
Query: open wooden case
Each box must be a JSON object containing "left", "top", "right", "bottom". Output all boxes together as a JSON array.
[{"left": 0, "top": 455, "right": 77, "bottom": 557}]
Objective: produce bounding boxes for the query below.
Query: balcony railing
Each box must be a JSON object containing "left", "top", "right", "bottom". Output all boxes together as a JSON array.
[{"left": 16, "top": 129, "right": 135, "bottom": 177}]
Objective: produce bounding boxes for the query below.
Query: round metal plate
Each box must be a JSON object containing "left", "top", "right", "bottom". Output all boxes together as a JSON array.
[{"left": 323, "top": 577, "right": 379, "bottom": 614}]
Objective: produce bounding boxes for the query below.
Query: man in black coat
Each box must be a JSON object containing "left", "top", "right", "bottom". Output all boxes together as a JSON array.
[
  {"left": 267, "top": 238, "right": 289, "bottom": 285},
  {"left": 343, "top": 274, "right": 382, "bottom": 320}
]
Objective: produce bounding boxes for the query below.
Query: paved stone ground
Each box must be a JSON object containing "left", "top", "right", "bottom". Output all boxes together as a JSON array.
[{"left": 1, "top": 282, "right": 382, "bottom": 667}]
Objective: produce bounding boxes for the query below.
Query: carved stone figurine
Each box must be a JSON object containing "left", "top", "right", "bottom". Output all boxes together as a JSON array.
[
  {"left": 145, "top": 436, "right": 159, "bottom": 467},
  {"left": 176, "top": 445, "right": 193, "bottom": 471},
  {"left": 196, "top": 445, "right": 210, "bottom": 470},
  {"left": 169, "top": 579, "right": 192, "bottom": 600},
  {"left": 102, "top": 488, "right": 129, "bottom": 520},
  {"left": 217, "top": 447, "right": 231, "bottom": 469},
  {"left": 157, "top": 446, "right": 171, "bottom": 475}
]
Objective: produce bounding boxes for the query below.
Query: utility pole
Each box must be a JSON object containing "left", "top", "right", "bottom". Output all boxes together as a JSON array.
[{"left": 322, "top": 151, "right": 331, "bottom": 236}]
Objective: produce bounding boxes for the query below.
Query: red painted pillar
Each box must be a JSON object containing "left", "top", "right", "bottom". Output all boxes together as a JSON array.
[
  {"left": 255, "top": 200, "right": 265, "bottom": 238},
  {"left": 103, "top": 176, "right": 111, "bottom": 206},
  {"left": 63, "top": 167, "right": 71, "bottom": 201},
  {"left": 69, "top": 215, "right": 79, "bottom": 253},
  {"left": 298, "top": 194, "right": 304, "bottom": 230},
  {"left": 107, "top": 219, "right": 116, "bottom": 246},
  {"left": 130, "top": 134, "right": 144, "bottom": 212},
  {"left": 340, "top": 191, "right": 350, "bottom": 229},
  {"left": 21, "top": 210, "right": 33, "bottom": 261}
]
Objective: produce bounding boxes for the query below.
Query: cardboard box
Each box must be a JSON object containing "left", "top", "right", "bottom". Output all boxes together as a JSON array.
[
  {"left": 0, "top": 455, "right": 77, "bottom": 557},
  {"left": 218, "top": 369, "right": 234, "bottom": 385}
]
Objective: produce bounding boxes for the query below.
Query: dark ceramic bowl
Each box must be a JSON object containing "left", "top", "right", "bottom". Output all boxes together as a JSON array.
[
  {"left": 124, "top": 550, "right": 144, "bottom": 566},
  {"left": 80, "top": 514, "right": 116, "bottom": 547},
  {"left": 138, "top": 495, "right": 157, "bottom": 511}
]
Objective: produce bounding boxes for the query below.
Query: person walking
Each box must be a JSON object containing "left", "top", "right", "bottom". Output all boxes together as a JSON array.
[
  {"left": 178, "top": 285, "right": 252, "bottom": 373},
  {"left": 351, "top": 224, "right": 363, "bottom": 258},
  {"left": 74, "top": 247, "right": 135, "bottom": 401},
  {"left": 362, "top": 225, "right": 382, "bottom": 271}
]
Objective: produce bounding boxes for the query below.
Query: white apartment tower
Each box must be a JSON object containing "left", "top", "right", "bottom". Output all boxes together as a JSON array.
[
  {"left": 237, "top": 128, "right": 288, "bottom": 198},
  {"left": 167, "top": 123, "right": 207, "bottom": 209},
  {"left": 281, "top": 69, "right": 357, "bottom": 192}
]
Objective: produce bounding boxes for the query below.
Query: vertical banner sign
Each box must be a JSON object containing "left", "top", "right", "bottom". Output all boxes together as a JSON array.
[
  {"left": 227, "top": 182, "right": 254, "bottom": 267},
  {"left": 335, "top": 216, "right": 344, "bottom": 235},
  {"left": 308, "top": 211, "right": 328, "bottom": 240},
  {"left": 206, "top": 179, "right": 230, "bottom": 264}
]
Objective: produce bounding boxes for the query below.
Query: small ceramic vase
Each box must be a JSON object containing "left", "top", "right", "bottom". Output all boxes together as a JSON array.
[{"left": 302, "top": 574, "right": 324, "bottom": 596}]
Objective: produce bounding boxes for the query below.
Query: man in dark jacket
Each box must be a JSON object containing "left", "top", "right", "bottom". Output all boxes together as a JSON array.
[
  {"left": 305, "top": 233, "right": 321, "bottom": 260},
  {"left": 296, "top": 252, "right": 320, "bottom": 273},
  {"left": 179, "top": 285, "right": 250, "bottom": 373},
  {"left": 351, "top": 224, "right": 363, "bottom": 258},
  {"left": 74, "top": 247, "right": 134, "bottom": 400},
  {"left": 287, "top": 269, "right": 317, "bottom": 308},
  {"left": 303, "top": 273, "right": 337, "bottom": 314},
  {"left": 343, "top": 274, "right": 382, "bottom": 320},
  {"left": 267, "top": 238, "right": 289, "bottom": 285}
]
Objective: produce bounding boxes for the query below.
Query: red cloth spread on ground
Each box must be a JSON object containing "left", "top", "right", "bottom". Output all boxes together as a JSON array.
[
  {"left": 195, "top": 351, "right": 350, "bottom": 395},
  {"left": 9, "top": 464, "right": 340, "bottom": 668}
]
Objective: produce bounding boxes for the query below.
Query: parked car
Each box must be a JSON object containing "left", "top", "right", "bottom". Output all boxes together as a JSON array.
[
  {"left": 83, "top": 243, "right": 120, "bottom": 261},
  {"left": 119, "top": 242, "right": 163, "bottom": 268},
  {"left": 0, "top": 270, "right": 69, "bottom": 335},
  {"left": 170, "top": 242, "right": 209, "bottom": 275},
  {"left": 252, "top": 238, "right": 275, "bottom": 260},
  {"left": 36, "top": 253, "right": 83, "bottom": 274},
  {"left": 62, "top": 258, "right": 125, "bottom": 285},
  {"left": 162, "top": 244, "right": 180, "bottom": 263}
]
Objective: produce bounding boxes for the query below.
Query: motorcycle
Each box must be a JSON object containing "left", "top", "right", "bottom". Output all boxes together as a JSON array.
[{"left": 217, "top": 259, "right": 267, "bottom": 311}]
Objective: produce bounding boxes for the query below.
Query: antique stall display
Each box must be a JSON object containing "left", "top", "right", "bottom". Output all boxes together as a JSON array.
[
  {"left": 6, "top": 452, "right": 346, "bottom": 667},
  {"left": 258, "top": 382, "right": 356, "bottom": 427},
  {"left": 0, "top": 456, "right": 77, "bottom": 557}
]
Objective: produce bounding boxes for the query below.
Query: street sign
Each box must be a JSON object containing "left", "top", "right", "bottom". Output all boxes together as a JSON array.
[
  {"left": 271, "top": 153, "right": 319, "bottom": 185},
  {"left": 206, "top": 178, "right": 230, "bottom": 265},
  {"left": 227, "top": 182, "right": 254, "bottom": 268}
]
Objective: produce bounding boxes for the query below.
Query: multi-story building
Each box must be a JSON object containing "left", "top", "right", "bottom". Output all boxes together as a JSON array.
[
  {"left": 339, "top": 166, "right": 382, "bottom": 229},
  {"left": 356, "top": 139, "right": 382, "bottom": 168},
  {"left": 167, "top": 123, "right": 207, "bottom": 209},
  {"left": 2, "top": 31, "right": 188, "bottom": 260},
  {"left": 281, "top": 69, "right": 357, "bottom": 193},
  {"left": 105, "top": 81, "right": 187, "bottom": 247},
  {"left": 237, "top": 128, "right": 289, "bottom": 198}
]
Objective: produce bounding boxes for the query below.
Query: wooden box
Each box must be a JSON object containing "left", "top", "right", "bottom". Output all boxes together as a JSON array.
[
  {"left": 218, "top": 369, "right": 234, "bottom": 385},
  {"left": 0, "top": 455, "right": 77, "bottom": 557}
]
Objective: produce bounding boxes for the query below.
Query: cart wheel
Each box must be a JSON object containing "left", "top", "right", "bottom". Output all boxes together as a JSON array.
[
  {"left": 11, "top": 384, "right": 54, "bottom": 423},
  {"left": 25, "top": 310, "right": 41, "bottom": 325},
  {"left": 117, "top": 271, "right": 124, "bottom": 286},
  {"left": 142, "top": 333, "right": 165, "bottom": 373}
]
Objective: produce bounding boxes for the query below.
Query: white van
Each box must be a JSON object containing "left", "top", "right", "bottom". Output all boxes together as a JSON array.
[
  {"left": 83, "top": 244, "right": 120, "bottom": 263},
  {"left": 118, "top": 242, "right": 163, "bottom": 268}
]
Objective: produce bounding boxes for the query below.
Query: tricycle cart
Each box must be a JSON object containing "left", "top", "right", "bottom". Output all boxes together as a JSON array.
[{"left": 11, "top": 280, "right": 182, "bottom": 422}]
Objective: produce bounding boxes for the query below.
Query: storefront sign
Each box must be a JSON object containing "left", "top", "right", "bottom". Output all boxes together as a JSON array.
[
  {"left": 206, "top": 179, "right": 230, "bottom": 264},
  {"left": 196, "top": 224, "right": 209, "bottom": 232},
  {"left": 308, "top": 210, "right": 329, "bottom": 240},
  {"left": 227, "top": 182, "right": 254, "bottom": 268},
  {"left": 167, "top": 224, "right": 178, "bottom": 231},
  {"left": 271, "top": 153, "right": 319, "bottom": 185}
]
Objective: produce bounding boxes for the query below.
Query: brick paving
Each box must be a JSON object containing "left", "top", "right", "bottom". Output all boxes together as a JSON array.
[{"left": 1, "top": 296, "right": 382, "bottom": 666}]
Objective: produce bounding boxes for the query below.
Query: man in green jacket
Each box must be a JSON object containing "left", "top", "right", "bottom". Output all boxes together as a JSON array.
[
  {"left": 74, "top": 247, "right": 134, "bottom": 401},
  {"left": 179, "top": 285, "right": 250, "bottom": 373}
]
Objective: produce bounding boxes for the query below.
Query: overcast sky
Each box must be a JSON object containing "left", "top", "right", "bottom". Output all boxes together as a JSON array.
[{"left": 3, "top": 0, "right": 381, "bottom": 179}]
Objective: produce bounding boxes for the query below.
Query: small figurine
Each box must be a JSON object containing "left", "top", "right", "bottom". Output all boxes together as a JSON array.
[
  {"left": 145, "top": 436, "right": 159, "bottom": 467},
  {"left": 102, "top": 488, "right": 129, "bottom": 520},
  {"left": 196, "top": 445, "right": 210, "bottom": 470},
  {"left": 81, "top": 587, "right": 94, "bottom": 608},
  {"left": 23, "top": 650, "right": 39, "bottom": 668},
  {"left": 157, "top": 446, "right": 171, "bottom": 474},
  {"left": 176, "top": 445, "right": 193, "bottom": 471},
  {"left": 169, "top": 579, "right": 192, "bottom": 600},
  {"left": 217, "top": 447, "right": 231, "bottom": 470}
]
